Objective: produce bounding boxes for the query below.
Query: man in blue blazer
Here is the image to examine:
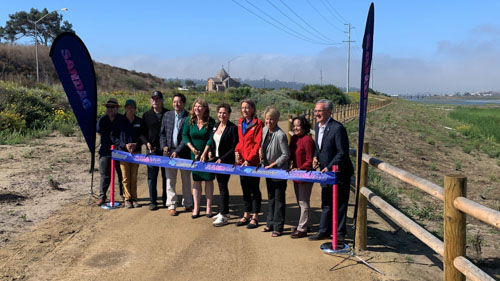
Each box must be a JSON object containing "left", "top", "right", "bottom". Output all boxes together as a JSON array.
[
  {"left": 159, "top": 93, "right": 193, "bottom": 215},
  {"left": 309, "top": 99, "right": 354, "bottom": 241}
]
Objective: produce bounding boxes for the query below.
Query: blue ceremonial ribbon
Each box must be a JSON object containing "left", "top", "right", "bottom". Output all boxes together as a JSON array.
[{"left": 112, "top": 150, "right": 336, "bottom": 185}]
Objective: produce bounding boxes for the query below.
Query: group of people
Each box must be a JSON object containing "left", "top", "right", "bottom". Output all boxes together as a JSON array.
[{"left": 97, "top": 91, "right": 353, "bottom": 240}]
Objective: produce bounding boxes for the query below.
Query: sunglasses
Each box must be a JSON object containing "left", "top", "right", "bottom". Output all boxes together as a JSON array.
[{"left": 106, "top": 106, "right": 117, "bottom": 109}]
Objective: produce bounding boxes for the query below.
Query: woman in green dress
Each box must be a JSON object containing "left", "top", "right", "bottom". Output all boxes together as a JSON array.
[{"left": 182, "top": 98, "right": 216, "bottom": 218}]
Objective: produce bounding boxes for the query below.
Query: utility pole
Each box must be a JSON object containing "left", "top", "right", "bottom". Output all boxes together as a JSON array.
[
  {"left": 343, "top": 23, "right": 355, "bottom": 94},
  {"left": 371, "top": 65, "right": 376, "bottom": 90}
]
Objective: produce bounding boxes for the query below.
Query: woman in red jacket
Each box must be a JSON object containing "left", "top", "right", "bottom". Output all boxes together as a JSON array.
[
  {"left": 289, "top": 115, "right": 315, "bottom": 238},
  {"left": 235, "top": 99, "right": 263, "bottom": 229}
]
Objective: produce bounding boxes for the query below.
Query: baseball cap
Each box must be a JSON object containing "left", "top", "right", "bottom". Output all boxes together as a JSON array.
[
  {"left": 124, "top": 99, "right": 137, "bottom": 108},
  {"left": 151, "top": 91, "right": 163, "bottom": 99}
]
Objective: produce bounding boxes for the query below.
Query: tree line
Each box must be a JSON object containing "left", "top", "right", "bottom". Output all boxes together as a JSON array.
[{"left": 0, "top": 8, "right": 74, "bottom": 45}]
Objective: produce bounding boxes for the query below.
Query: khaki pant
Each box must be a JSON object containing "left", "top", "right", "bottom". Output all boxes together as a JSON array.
[
  {"left": 165, "top": 168, "right": 192, "bottom": 209},
  {"left": 293, "top": 182, "right": 313, "bottom": 232},
  {"left": 120, "top": 161, "right": 139, "bottom": 201}
]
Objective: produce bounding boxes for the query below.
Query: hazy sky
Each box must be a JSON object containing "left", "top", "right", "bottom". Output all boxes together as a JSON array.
[{"left": 2, "top": 1, "right": 500, "bottom": 95}]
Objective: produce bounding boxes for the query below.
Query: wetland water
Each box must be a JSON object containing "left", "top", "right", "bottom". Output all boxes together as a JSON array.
[{"left": 407, "top": 98, "right": 500, "bottom": 106}]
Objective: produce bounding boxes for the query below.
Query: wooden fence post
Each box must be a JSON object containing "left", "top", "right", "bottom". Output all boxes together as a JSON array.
[
  {"left": 444, "top": 175, "right": 467, "bottom": 281},
  {"left": 355, "top": 142, "right": 369, "bottom": 251}
]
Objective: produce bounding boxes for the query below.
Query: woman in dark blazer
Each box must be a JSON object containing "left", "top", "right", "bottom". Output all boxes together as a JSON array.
[{"left": 209, "top": 103, "right": 239, "bottom": 226}]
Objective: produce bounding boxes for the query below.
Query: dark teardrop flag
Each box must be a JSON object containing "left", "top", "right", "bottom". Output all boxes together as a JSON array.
[
  {"left": 49, "top": 32, "right": 98, "bottom": 200},
  {"left": 353, "top": 3, "right": 374, "bottom": 248}
]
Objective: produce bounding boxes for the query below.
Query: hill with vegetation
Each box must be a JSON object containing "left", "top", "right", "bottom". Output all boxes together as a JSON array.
[{"left": 0, "top": 43, "right": 175, "bottom": 92}]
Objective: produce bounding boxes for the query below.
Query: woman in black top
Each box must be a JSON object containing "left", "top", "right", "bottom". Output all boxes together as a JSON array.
[{"left": 209, "top": 103, "right": 239, "bottom": 226}]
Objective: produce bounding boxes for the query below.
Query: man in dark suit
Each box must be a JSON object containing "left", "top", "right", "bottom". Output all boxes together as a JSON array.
[
  {"left": 159, "top": 93, "right": 193, "bottom": 215},
  {"left": 309, "top": 99, "right": 354, "bottom": 241}
]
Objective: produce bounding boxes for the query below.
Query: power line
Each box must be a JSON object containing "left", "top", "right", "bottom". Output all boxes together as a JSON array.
[
  {"left": 232, "top": 0, "right": 337, "bottom": 45},
  {"left": 323, "top": 0, "right": 348, "bottom": 23},
  {"left": 306, "top": 0, "right": 344, "bottom": 33},
  {"left": 278, "top": 0, "right": 336, "bottom": 43},
  {"left": 266, "top": 0, "right": 339, "bottom": 43}
]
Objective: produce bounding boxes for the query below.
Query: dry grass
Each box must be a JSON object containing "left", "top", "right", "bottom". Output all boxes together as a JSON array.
[{"left": 0, "top": 43, "right": 172, "bottom": 92}]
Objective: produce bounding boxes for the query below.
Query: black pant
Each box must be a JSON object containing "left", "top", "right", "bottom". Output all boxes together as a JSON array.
[
  {"left": 147, "top": 149, "right": 167, "bottom": 206},
  {"left": 265, "top": 179, "right": 287, "bottom": 232},
  {"left": 99, "top": 156, "right": 124, "bottom": 199},
  {"left": 319, "top": 176, "right": 350, "bottom": 236},
  {"left": 240, "top": 176, "right": 261, "bottom": 214},
  {"left": 216, "top": 174, "right": 230, "bottom": 215}
]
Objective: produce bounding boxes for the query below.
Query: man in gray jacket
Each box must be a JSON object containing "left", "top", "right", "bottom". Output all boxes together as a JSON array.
[{"left": 159, "top": 93, "right": 193, "bottom": 215}]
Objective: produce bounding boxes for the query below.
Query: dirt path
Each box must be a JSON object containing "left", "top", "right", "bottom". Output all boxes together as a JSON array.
[{"left": 0, "top": 162, "right": 445, "bottom": 281}]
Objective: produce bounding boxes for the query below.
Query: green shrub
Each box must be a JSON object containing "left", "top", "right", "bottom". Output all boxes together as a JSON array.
[{"left": 462, "top": 146, "right": 472, "bottom": 154}]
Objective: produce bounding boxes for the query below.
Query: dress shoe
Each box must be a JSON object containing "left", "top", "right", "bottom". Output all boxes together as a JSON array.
[
  {"left": 149, "top": 204, "right": 158, "bottom": 211},
  {"left": 291, "top": 230, "right": 307, "bottom": 239},
  {"left": 124, "top": 200, "right": 133, "bottom": 209},
  {"left": 191, "top": 211, "right": 201, "bottom": 219},
  {"left": 169, "top": 209, "right": 178, "bottom": 216},
  {"left": 185, "top": 206, "right": 193, "bottom": 212},
  {"left": 96, "top": 198, "right": 105, "bottom": 206},
  {"left": 308, "top": 231, "right": 329, "bottom": 241}
]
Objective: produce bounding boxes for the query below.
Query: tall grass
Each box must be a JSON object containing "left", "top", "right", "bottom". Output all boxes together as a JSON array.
[{"left": 449, "top": 107, "right": 500, "bottom": 143}]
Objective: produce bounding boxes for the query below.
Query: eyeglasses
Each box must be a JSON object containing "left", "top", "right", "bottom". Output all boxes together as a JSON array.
[
  {"left": 106, "top": 106, "right": 117, "bottom": 109},
  {"left": 314, "top": 109, "right": 328, "bottom": 113}
]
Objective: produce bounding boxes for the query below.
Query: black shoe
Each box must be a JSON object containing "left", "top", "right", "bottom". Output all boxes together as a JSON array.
[
  {"left": 149, "top": 204, "right": 158, "bottom": 211},
  {"left": 246, "top": 219, "right": 259, "bottom": 229},
  {"left": 236, "top": 217, "right": 251, "bottom": 227},
  {"left": 308, "top": 232, "right": 329, "bottom": 241},
  {"left": 191, "top": 211, "right": 201, "bottom": 219}
]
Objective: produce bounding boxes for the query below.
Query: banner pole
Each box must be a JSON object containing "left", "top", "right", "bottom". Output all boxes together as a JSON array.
[
  {"left": 102, "top": 145, "right": 120, "bottom": 210},
  {"left": 321, "top": 165, "right": 349, "bottom": 254},
  {"left": 332, "top": 165, "right": 338, "bottom": 250},
  {"left": 88, "top": 152, "right": 95, "bottom": 205},
  {"left": 110, "top": 145, "right": 115, "bottom": 207}
]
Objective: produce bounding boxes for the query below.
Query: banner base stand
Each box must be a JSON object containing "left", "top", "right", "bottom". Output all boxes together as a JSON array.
[
  {"left": 320, "top": 242, "right": 351, "bottom": 254},
  {"left": 101, "top": 202, "right": 121, "bottom": 210},
  {"left": 326, "top": 248, "right": 385, "bottom": 275}
]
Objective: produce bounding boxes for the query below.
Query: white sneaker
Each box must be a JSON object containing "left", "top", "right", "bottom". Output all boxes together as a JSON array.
[
  {"left": 213, "top": 214, "right": 229, "bottom": 227},
  {"left": 212, "top": 213, "right": 223, "bottom": 221}
]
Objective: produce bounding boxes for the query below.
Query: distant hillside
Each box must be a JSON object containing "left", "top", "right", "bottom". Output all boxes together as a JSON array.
[
  {"left": 168, "top": 77, "right": 352, "bottom": 91},
  {"left": 0, "top": 43, "right": 172, "bottom": 92}
]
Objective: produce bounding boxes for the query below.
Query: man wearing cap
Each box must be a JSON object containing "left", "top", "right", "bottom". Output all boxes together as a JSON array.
[
  {"left": 160, "top": 93, "right": 193, "bottom": 215},
  {"left": 141, "top": 91, "right": 169, "bottom": 211},
  {"left": 96, "top": 98, "right": 125, "bottom": 206},
  {"left": 111, "top": 99, "right": 143, "bottom": 208}
]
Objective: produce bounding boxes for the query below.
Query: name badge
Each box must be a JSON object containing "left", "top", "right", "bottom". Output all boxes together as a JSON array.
[{"left": 134, "top": 124, "right": 141, "bottom": 128}]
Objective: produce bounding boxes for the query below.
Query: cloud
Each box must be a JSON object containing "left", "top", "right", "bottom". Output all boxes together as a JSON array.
[{"left": 96, "top": 24, "right": 500, "bottom": 95}]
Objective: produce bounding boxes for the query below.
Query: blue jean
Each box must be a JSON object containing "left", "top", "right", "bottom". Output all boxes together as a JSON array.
[{"left": 147, "top": 150, "right": 167, "bottom": 206}]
